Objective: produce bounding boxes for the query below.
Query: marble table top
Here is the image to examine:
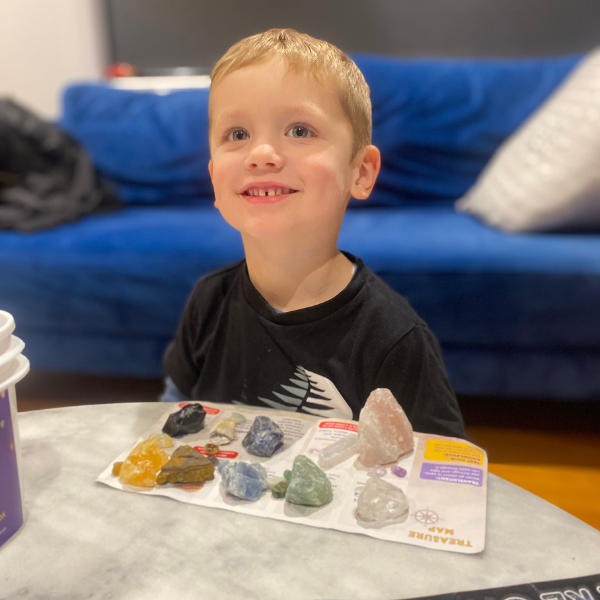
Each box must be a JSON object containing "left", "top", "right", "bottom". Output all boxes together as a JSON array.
[{"left": 2, "top": 402, "right": 600, "bottom": 600}]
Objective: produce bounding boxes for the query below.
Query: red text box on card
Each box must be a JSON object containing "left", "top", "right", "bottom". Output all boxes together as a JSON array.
[{"left": 319, "top": 421, "right": 358, "bottom": 432}]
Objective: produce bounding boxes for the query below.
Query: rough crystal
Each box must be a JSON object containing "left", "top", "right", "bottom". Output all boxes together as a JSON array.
[
  {"left": 367, "top": 465, "right": 387, "bottom": 477},
  {"left": 271, "top": 480, "right": 289, "bottom": 499},
  {"left": 242, "top": 416, "right": 284, "bottom": 457},
  {"left": 356, "top": 477, "right": 409, "bottom": 529},
  {"left": 210, "top": 417, "right": 237, "bottom": 445},
  {"left": 220, "top": 461, "right": 268, "bottom": 501},
  {"left": 162, "top": 403, "right": 206, "bottom": 437},
  {"left": 267, "top": 476, "right": 287, "bottom": 490},
  {"left": 391, "top": 465, "right": 407, "bottom": 478},
  {"left": 156, "top": 445, "right": 215, "bottom": 485},
  {"left": 149, "top": 433, "right": 173, "bottom": 448},
  {"left": 203, "top": 443, "right": 220, "bottom": 456},
  {"left": 285, "top": 455, "right": 333, "bottom": 507},
  {"left": 119, "top": 436, "right": 169, "bottom": 488},
  {"left": 316, "top": 432, "right": 358, "bottom": 470},
  {"left": 358, "top": 388, "right": 414, "bottom": 468}
]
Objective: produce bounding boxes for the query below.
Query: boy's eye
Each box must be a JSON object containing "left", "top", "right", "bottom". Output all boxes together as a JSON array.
[
  {"left": 287, "top": 125, "right": 313, "bottom": 139},
  {"left": 226, "top": 129, "right": 249, "bottom": 142}
]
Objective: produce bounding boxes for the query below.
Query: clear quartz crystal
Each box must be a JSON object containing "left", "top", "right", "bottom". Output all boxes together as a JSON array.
[
  {"left": 356, "top": 477, "right": 409, "bottom": 529},
  {"left": 316, "top": 432, "right": 358, "bottom": 470},
  {"left": 367, "top": 464, "right": 387, "bottom": 477}
]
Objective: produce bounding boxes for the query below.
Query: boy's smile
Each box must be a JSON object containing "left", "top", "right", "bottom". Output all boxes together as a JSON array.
[
  {"left": 208, "top": 56, "right": 364, "bottom": 242},
  {"left": 240, "top": 180, "right": 297, "bottom": 204}
]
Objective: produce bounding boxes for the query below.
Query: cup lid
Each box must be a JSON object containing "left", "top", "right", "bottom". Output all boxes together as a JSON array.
[
  {"left": 0, "top": 310, "right": 16, "bottom": 340},
  {"left": 0, "top": 354, "right": 30, "bottom": 390},
  {"left": 0, "top": 336, "right": 25, "bottom": 370}
]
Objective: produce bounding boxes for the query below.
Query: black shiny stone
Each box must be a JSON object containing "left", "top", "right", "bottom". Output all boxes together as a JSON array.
[{"left": 162, "top": 403, "right": 206, "bottom": 437}]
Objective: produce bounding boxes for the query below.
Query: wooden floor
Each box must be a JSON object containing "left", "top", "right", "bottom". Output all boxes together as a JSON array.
[{"left": 15, "top": 371, "right": 600, "bottom": 531}]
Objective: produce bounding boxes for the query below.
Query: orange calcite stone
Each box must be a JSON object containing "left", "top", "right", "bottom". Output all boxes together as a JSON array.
[
  {"left": 149, "top": 433, "right": 173, "bottom": 448},
  {"left": 112, "top": 462, "right": 123, "bottom": 477},
  {"left": 118, "top": 437, "right": 169, "bottom": 488}
]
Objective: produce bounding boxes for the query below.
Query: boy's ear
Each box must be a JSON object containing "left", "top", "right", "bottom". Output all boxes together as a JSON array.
[
  {"left": 208, "top": 159, "right": 213, "bottom": 182},
  {"left": 350, "top": 145, "right": 381, "bottom": 201}
]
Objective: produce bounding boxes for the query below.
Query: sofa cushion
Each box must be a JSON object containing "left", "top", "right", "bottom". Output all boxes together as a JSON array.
[
  {"left": 338, "top": 205, "right": 600, "bottom": 351},
  {"left": 60, "top": 85, "right": 214, "bottom": 204},
  {"left": 2, "top": 205, "right": 599, "bottom": 356},
  {"left": 355, "top": 53, "right": 581, "bottom": 206},
  {"left": 456, "top": 49, "right": 600, "bottom": 232},
  {"left": 59, "top": 54, "right": 581, "bottom": 208}
]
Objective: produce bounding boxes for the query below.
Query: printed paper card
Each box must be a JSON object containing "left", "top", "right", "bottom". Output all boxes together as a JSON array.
[{"left": 97, "top": 402, "right": 487, "bottom": 553}]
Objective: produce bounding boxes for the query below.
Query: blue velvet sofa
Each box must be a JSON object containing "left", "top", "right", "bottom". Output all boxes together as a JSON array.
[{"left": 1, "top": 53, "right": 599, "bottom": 401}]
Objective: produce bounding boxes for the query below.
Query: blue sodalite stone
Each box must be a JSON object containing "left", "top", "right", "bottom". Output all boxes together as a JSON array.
[
  {"left": 242, "top": 416, "right": 284, "bottom": 457},
  {"left": 220, "top": 461, "right": 268, "bottom": 501}
]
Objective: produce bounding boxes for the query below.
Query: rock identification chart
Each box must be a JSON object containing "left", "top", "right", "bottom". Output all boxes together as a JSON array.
[{"left": 97, "top": 402, "right": 487, "bottom": 554}]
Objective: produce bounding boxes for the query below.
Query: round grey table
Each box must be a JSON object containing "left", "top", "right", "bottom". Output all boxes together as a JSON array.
[{"left": 2, "top": 403, "right": 600, "bottom": 600}]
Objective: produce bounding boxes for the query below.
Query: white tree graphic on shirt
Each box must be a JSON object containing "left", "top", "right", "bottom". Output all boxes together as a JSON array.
[
  {"left": 258, "top": 365, "right": 352, "bottom": 419},
  {"left": 236, "top": 365, "right": 353, "bottom": 419}
]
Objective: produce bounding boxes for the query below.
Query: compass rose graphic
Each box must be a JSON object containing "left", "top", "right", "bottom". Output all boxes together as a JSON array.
[{"left": 415, "top": 509, "right": 438, "bottom": 524}]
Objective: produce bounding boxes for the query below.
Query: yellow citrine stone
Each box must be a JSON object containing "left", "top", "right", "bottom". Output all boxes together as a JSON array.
[{"left": 119, "top": 436, "right": 169, "bottom": 488}]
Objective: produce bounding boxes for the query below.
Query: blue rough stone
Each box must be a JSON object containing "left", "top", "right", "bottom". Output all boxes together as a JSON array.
[
  {"left": 242, "top": 416, "right": 284, "bottom": 457},
  {"left": 220, "top": 461, "right": 268, "bottom": 501}
]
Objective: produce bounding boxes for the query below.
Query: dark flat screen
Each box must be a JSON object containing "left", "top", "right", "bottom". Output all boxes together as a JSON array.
[{"left": 104, "top": 0, "right": 600, "bottom": 72}]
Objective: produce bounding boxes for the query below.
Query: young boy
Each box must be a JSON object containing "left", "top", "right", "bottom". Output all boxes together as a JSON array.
[{"left": 162, "top": 29, "right": 466, "bottom": 439}]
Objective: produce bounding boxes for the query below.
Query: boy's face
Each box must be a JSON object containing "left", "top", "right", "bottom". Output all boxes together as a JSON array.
[{"left": 208, "top": 56, "right": 366, "bottom": 243}]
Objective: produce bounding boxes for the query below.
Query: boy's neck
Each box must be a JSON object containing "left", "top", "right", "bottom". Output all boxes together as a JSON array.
[{"left": 243, "top": 238, "right": 355, "bottom": 312}]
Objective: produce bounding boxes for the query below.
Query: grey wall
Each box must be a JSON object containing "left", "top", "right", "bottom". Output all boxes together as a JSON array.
[{"left": 105, "top": 0, "right": 600, "bottom": 72}]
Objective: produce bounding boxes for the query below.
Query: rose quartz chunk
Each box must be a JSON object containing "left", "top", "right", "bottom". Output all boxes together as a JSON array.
[{"left": 358, "top": 388, "right": 414, "bottom": 468}]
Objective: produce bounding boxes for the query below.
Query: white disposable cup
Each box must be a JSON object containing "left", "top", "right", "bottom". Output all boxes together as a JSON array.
[
  {"left": 0, "top": 311, "right": 16, "bottom": 355},
  {"left": 0, "top": 325, "right": 29, "bottom": 549},
  {"left": 0, "top": 336, "right": 25, "bottom": 384}
]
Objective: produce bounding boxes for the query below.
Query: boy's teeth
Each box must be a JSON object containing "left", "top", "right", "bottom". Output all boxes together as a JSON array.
[{"left": 247, "top": 187, "right": 293, "bottom": 196}]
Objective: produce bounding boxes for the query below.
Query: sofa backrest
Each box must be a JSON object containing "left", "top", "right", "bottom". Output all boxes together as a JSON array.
[{"left": 60, "top": 53, "right": 582, "bottom": 207}]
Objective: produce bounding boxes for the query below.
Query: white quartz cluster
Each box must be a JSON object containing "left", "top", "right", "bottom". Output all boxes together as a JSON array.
[{"left": 356, "top": 478, "right": 409, "bottom": 529}]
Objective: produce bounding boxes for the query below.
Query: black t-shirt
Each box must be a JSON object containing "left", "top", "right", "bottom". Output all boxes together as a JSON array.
[{"left": 163, "top": 253, "right": 466, "bottom": 439}]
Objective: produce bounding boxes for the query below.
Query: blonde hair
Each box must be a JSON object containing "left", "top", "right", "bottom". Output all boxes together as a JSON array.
[{"left": 210, "top": 28, "right": 371, "bottom": 159}]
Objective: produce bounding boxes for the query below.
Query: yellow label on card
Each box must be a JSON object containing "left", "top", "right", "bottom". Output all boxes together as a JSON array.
[{"left": 424, "top": 440, "right": 484, "bottom": 466}]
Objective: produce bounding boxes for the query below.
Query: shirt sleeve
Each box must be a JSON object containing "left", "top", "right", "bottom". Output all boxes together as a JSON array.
[
  {"left": 375, "top": 324, "right": 466, "bottom": 439},
  {"left": 162, "top": 289, "right": 203, "bottom": 397}
]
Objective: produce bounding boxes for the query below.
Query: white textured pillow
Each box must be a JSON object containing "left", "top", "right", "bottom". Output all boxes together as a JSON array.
[{"left": 457, "top": 49, "right": 600, "bottom": 232}]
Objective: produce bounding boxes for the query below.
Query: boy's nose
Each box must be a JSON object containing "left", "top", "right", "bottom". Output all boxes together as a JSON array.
[{"left": 244, "top": 143, "right": 284, "bottom": 170}]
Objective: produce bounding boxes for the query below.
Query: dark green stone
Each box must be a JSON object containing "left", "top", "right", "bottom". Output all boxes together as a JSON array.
[{"left": 271, "top": 480, "right": 289, "bottom": 499}]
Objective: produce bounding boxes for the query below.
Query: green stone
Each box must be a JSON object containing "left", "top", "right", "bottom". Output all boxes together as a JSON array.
[
  {"left": 271, "top": 480, "right": 289, "bottom": 499},
  {"left": 283, "top": 469, "right": 292, "bottom": 482},
  {"left": 267, "top": 476, "right": 287, "bottom": 490},
  {"left": 285, "top": 455, "right": 333, "bottom": 507}
]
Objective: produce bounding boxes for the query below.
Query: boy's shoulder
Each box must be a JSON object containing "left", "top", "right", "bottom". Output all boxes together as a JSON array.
[
  {"left": 358, "top": 258, "right": 426, "bottom": 337},
  {"left": 183, "top": 259, "right": 247, "bottom": 322},
  {"left": 189, "top": 259, "right": 246, "bottom": 299}
]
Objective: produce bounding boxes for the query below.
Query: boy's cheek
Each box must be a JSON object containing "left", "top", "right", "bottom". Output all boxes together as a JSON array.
[{"left": 305, "top": 156, "right": 350, "bottom": 191}]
